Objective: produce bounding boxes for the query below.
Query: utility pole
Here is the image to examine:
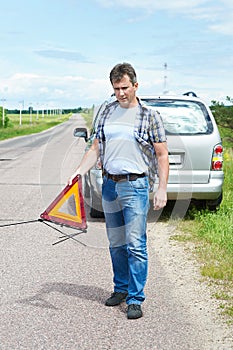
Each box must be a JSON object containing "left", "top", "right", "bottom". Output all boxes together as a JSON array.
[
  {"left": 163, "top": 62, "right": 168, "bottom": 94},
  {"left": 29, "top": 103, "right": 32, "bottom": 124},
  {"left": 36, "top": 103, "right": 39, "bottom": 120},
  {"left": 19, "top": 100, "right": 24, "bottom": 126}
]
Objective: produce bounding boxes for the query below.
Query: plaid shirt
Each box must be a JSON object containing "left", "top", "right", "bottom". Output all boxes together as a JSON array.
[{"left": 95, "top": 98, "right": 166, "bottom": 192}]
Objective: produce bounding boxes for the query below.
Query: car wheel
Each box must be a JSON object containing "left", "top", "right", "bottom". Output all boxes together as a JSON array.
[
  {"left": 90, "top": 186, "right": 104, "bottom": 218},
  {"left": 205, "top": 193, "right": 223, "bottom": 211},
  {"left": 83, "top": 174, "right": 90, "bottom": 198},
  {"left": 197, "top": 193, "right": 223, "bottom": 211}
]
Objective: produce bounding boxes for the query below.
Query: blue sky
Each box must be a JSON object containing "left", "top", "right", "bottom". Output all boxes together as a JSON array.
[{"left": 0, "top": 0, "right": 233, "bottom": 110}]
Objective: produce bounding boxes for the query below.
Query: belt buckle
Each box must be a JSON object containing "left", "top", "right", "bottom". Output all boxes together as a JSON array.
[
  {"left": 119, "top": 174, "right": 128, "bottom": 182},
  {"left": 110, "top": 174, "right": 125, "bottom": 182},
  {"left": 129, "top": 174, "right": 137, "bottom": 181}
]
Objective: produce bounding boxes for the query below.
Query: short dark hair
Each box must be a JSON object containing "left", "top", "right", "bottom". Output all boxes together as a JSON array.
[{"left": 110, "top": 62, "right": 137, "bottom": 85}]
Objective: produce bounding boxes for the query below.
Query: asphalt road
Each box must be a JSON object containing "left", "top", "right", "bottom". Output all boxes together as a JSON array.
[{"left": 0, "top": 114, "right": 232, "bottom": 350}]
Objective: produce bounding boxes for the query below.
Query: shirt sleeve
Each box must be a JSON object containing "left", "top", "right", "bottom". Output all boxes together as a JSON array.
[{"left": 149, "top": 110, "right": 167, "bottom": 143}]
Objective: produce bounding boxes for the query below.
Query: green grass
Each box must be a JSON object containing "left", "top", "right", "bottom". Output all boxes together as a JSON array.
[
  {"left": 0, "top": 112, "right": 71, "bottom": 141},
  {"left": 218, "top": 125, "right": 233, "bottom": 149},
  {"left": 80, "top": 110, "right": 93, "bottom": 130}
]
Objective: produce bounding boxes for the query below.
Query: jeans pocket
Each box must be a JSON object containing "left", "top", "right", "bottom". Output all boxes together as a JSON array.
[{"left": 130, "top": 176, "right": 148, "bottom": 190}]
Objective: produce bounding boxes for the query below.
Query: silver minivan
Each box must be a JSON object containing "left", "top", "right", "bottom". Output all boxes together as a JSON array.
[{"left": 74, "top": 93, "right": 224, "bottom": 217}]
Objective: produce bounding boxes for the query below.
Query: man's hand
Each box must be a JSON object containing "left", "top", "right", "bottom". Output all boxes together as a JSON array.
[
  {"left": 68, "top": 172, "right": 80, "bottom": 186},
  {"left": 153, "top": 188, "right": 167, "bottom": 210}
]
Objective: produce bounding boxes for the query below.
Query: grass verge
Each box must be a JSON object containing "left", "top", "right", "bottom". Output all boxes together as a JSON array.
[
  {"left": 0, "top": 113, "right": 71, "bottom": 141},
  {"left": 80, "top": 110, "right": 93, "bottom": 129}
]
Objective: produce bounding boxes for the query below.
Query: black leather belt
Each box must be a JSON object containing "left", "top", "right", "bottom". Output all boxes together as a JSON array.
[{"left": 103, "top": 171, "right": 146, "bottom": 182}]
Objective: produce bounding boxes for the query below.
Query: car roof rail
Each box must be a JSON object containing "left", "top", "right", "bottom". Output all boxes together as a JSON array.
[{"left": 183, "top": 91, "right": 198, "bottom": 97}]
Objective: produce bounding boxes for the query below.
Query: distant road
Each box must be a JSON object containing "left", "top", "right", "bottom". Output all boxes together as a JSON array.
[{"left": 0, "top": 114, "right": 84, "bottom": 160}]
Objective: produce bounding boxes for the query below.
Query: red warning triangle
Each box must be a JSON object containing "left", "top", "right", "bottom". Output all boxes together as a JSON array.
[{"left": 40, "top": 175, "right": 87, "bottom": 229}]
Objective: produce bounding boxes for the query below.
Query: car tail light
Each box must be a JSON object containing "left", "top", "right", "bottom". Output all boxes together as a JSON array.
[{"left": 211, "top": 144, "right": 223, "bottom": 170}]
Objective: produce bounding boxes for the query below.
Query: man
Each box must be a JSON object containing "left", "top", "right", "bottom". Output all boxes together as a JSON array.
[{"left": 69, "top": 63, "right": 169, "bottom": 319}]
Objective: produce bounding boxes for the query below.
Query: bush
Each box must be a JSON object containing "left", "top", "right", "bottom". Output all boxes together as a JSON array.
[
  {"left": 210, "top": 96, "right": 233, "bottom": 129},
  {"left": 0, "top": 107, "right": 10, "bottom": 128}
]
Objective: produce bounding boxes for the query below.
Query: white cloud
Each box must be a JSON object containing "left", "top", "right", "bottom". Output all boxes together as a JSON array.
[
  {"left": 209, "top": 21, "right": 233, "bottom": 35},
  {"left": 1, "top": 72, "right": 111, "bottom": 109},
  {"left": 97, "top": 0, "right": 233, "bottom": 35}
]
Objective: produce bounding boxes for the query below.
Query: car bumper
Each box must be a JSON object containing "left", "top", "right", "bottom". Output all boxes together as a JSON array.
[
  {"left": 152, "top": 173, "right": 224, "bottom": 200},
  {"left": 90, "top": 169, "right": 224, "bottom": 201}
]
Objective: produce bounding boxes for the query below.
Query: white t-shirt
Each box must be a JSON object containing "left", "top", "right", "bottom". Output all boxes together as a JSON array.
[{"left": 103, "top": 105, "right": 147, "bottom": 175}]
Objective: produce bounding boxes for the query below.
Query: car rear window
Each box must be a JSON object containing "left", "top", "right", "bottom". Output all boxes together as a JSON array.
[{"left": 142, "top": 99, "right": 213, "bottom": 135}]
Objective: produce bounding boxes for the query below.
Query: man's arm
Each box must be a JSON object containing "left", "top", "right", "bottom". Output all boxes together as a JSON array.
[
  {"left": 68, "top": 138, "right": 100, "bottom": 185},
  {"left": 153, "top": 142, "right": 169, "bottom": 210}
]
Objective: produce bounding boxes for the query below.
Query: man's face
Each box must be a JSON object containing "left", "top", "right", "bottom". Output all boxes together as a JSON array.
[{"left": 112, "top": 74, "right": 138, "bottom": 108}]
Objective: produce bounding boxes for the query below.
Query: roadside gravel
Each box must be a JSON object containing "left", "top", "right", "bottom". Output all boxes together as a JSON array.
[{"left": 148, "top": 219, "right": 233, "bottom": 349}]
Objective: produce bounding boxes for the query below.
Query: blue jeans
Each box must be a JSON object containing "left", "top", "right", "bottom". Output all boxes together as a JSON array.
[{"left": 102, "top": 176, "right": 150, "bottom": 305}]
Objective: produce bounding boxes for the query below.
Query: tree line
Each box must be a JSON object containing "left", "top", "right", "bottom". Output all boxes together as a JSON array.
[{"left": 210, "top": 96, "right": 233, "bottom": 129}]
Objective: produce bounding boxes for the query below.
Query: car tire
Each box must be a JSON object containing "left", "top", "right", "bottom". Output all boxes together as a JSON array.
[
  {"left": 197, "top": 193, "right": 223, "bottom": 211},
  {"left": 205, "top": 193, "right": 223, "bottom": 211},
  {"left": 83, "top": 175, "right": 90, "bottom": 198},
  {"left": 90, "top": 186, "right": 104, "bottom": 218}
]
